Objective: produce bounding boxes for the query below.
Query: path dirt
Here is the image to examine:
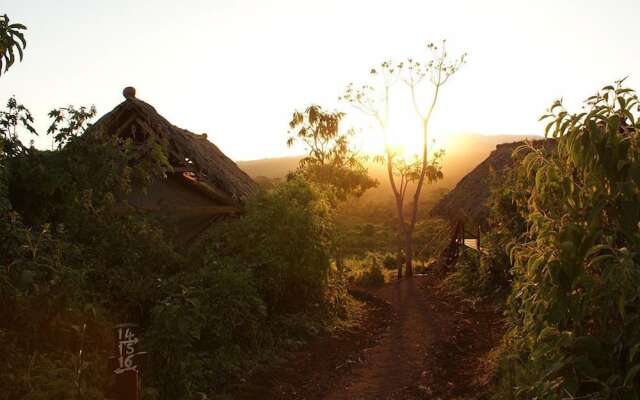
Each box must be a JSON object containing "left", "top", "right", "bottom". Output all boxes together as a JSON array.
[
  {"left": 324, "top": 277, "right": 432, "bottom": 399},
  {"left": 238, "top": 274, "right": 506, "bottom": 400}
]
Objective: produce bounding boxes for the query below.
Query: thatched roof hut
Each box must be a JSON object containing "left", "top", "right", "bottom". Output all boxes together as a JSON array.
[
  {"left": 430, "top": 139, "right": 554, "bottom": 225},
  {"left": 85, "top": 87, "right": 258, "bottom": 243}
]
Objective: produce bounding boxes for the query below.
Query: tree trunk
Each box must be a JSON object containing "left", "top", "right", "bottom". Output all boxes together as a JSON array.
[
  {"left": 396, "top": 243, "right": 403, "bottom": 280},
  {"left": 404, "top": 229, "right": 413, "bottom": 277}
]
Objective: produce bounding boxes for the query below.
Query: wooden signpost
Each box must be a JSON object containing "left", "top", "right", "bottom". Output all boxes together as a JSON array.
[{"left": 109, "top": 323, "right": 146, "bottom": 400}]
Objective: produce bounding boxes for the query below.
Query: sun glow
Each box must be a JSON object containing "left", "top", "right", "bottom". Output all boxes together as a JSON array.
[{"left": 348, "top": 101, "right": 451, "bottom": 163}]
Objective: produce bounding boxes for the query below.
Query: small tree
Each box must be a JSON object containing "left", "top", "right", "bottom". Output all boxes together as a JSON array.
[
  {"left": 0, "top": 96, "right": 37, "bottom": 156},
  {"left": 287, "top": 104, "right": 377, "bottom": 202},
  {"left": 47, "top": 105, "right": 97, "bottom": 148},
  {"left": 341, "top": 40, "right": 466, "bottom": 277},
  {"left": 287, "top": 105, "right": 377, "bottom": 273}
]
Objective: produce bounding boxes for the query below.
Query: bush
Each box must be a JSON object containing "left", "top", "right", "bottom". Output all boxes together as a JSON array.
[
  {"left": 2, "top": 98, "right": 344, "bottom": 399},
  {"left": 499, "top": 83, "right": 640, "bottom": 398},
  {"left": 355, "top": 262, "right": 385, "bottom": 287},
  {"left": 147, "top": 263, "right": 266, "bottom": 398},
  {"left": 0, "top": 211, "right": 113, "bottom": 400},
  {"left": 443, "top": 249, "right": 482, "bottom": 294},
  {"left": 444, "top": 243, "right": 510, "bottom": 296},
  {"left": 204, "top": 176, "right": 333, "bottom": 315},
  {"left": 2, "top": 121, "right": 188, "bottom": 398},
  {"left": 382, "top": 253, "right": 398, "bottom": 269}
]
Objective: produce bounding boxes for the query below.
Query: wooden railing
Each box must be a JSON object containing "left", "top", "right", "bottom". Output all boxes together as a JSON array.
[{"left": 441, "top": 219, "right": 481, "bottom": 267}]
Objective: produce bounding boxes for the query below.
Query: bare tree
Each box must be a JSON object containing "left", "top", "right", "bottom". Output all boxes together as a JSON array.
[{"left": 341, "top": 40, "right": 466, "bottom": 277}]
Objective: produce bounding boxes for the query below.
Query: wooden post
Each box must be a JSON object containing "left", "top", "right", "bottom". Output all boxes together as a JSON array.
[
  {"left": 477, "top": 224, "right": 481, "bottom": 265},
  {"left": 109, "top": 324, "right": 146, "bottom": 400},
  {"left": 462, "top": 224, "right": 465, "bottom": 247}
]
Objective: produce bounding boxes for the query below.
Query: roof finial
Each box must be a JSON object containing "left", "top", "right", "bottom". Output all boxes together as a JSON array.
[{"left": 123, "top": 86, "right": 136, "bottom": 99}]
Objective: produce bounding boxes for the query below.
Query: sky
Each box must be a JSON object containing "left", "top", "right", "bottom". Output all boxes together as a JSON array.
[{"left": 2, "top": 0, "right": 640, "bottom": 160}]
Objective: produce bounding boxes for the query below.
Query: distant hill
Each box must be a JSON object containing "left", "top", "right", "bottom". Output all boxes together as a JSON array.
[
  {"left": 237, "top": 155, "right": 302, "bottom": 180},
  {"left": 237, "top": 133, "right": 540, "bottom": 202}
]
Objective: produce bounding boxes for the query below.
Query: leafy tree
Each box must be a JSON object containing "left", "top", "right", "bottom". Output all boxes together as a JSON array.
[
  {"left": 0, "top": 14, "right": 27, "bottom": 76},
  {"left": 504, "top": 81, "right": 640, "bottom": 398},
  {"left": 0, "top": 96, "right": 37, "bottom": 156},
  {"left": 47, "top": 105, "right": 97, "bottom": 148},
  {"left": 287, "top": 104, "right": 377, "bottom": 275},
  {"left": 205, "top": 176, "right": 333, "bottom": 314},
  {"left": 341, "top": 40, "right": 466, "bottom": 276},
  {"left": 287, "top": 104, "right": 377, "bottom": 202}
]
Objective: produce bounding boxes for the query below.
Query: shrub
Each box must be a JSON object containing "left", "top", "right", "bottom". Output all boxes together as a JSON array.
[
  {"left": 204, "top": 176, "right": 333, "bottom": 315},
  {"left": 1, "top": 100, "right": 343, "bottom": 399},
  {"left": 355, "top": 262, "right": 385, "bottom": 287},
  {"left": 0, "top": 212, "right": 113, "bottom": 400},
  {"left": 382, "top": 253, "right": 398, "bottom": 269},
  {"left": 146, "top": 263, "right": 266, "bottom": 398},
  {"left": 1, "top": 112, "right": 183, "bottom": 398},
  {"left": 500, "top": 82, "right": 640, "bottom": 398}
]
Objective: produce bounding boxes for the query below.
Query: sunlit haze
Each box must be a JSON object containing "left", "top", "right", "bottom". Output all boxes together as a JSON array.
[{"left": 4, "top": 0, "right": 640, "bottom": 160}]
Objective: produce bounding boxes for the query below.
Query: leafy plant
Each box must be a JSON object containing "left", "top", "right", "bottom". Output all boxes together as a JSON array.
[
  {"left": 356, "top": 262, "right": 386, "bottom": 287},
  {"left": 147, "top": 263, "right": 266, "bottom": 398},
  {"left": 48, "top": 105, "right": 97, "bottom": 148},
  {"left": 287, "top": 104, "right": 377, "bottom": 202},
  {"left": 0, "top": 96, "right": 37, "bottom": 156},
  {"left": 204, "top": 176, "right": 333, "bottom": 314},
  {"left": 502, "top": 81, "right": 640, "bottom": 398},
  {"left": 0, "top": 14, "right": 27, "bottom": 76}
]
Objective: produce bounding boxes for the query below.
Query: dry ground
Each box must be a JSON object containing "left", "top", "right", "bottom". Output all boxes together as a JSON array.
[{"left": 237, "top": 273, "right": 506, "bottom": 400}]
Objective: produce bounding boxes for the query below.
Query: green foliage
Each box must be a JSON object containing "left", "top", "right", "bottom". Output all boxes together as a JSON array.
[
  {"left": 0, "top": 96, "right": 37, "bottom": 157},
  {"left": 342, "top": 253, "right": 389, "bottom": 287},
  {"left": 0, "top": 15, "right": 348, "bottom": 394},
  {"left": 0, "top": 140, "right": 10, "bottom": 214},
  {"left": 355, "top": 262, "right": 386, "bottom": 287},
  {"left": 205, "top": 176, "right": 333, "bottom": 314},
  {"left": 0, "top": 211, "right": 113, "bottom": 400},
  {"left": 142, "top": 176, "right": 348, "bottom": 397},
  {"left": 460, "top": 161, "right": 538, "bottom": 295},
  {"left": 47, "top": 105, "right": 97, "bottom": 148},
  {"left": 443, "top": 247, "right": 506, "bottom": 297},
  {"left": 487, "top": 163, "right": 529, "bottom": 246},
  {"left": 287, "top": 104, "right": 377, "bottom": 202},
  {"left": 245, "top": 177, "right": 333, "bottom": 312},
  {"left": 382, "top": 253, "right": 398, "bottom": 269},
  {"left": 0, "top": 98, "right": 186, "bottom": 399},
  {"left": 0, "top": 14, "right": 27, "bottom": 76},
  {"left": 1, "top": 92, "right": 347, "bottom": 399},
  {"left": 501, "top": 82, "right": 640, "bottom": 398},
  {"left": 147, "top": 263, "right": 266, "bottom": 398}
]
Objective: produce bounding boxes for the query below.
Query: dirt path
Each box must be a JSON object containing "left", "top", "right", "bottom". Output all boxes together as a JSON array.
[
  {"left": 238, "top": 274, "right": 505, "bottom": 400},
  {"left": 324, "top": 277, "right": 432, "bottom": 399}
]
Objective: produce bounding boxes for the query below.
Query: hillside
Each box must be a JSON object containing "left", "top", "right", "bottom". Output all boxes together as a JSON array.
[{"left": 237, "top": 133, "right": 539, "bottom": 202}]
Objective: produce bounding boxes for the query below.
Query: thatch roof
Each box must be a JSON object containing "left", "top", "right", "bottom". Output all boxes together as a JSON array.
[
  {"left": 83, "top": 87, "right": 258, "bottom": 244},
  {"left": 430, "top": 139, "right": 554, "bottom": 224},
  {"left": 85, "top": 87, "right": 258, "bottom": 205}
]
